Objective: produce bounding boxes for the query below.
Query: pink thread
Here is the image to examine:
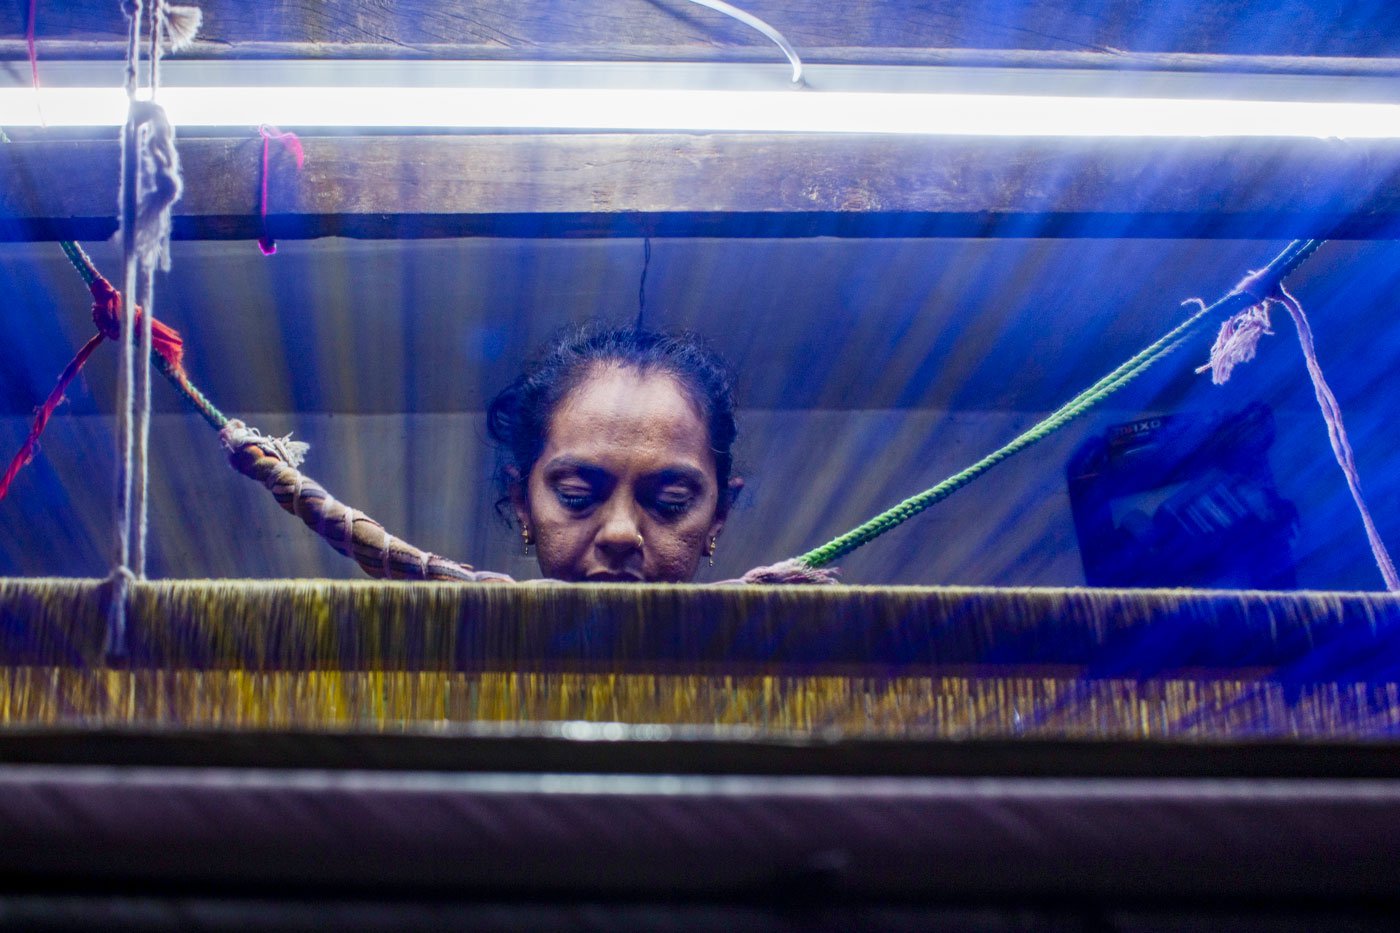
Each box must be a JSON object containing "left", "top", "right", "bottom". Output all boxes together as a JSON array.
[
  {"left": 25, "top": 0, "right": 38, "bottom": 90},
  {"left": 26, "top": 0, "right": 45, "bottom": 126},
  {"left": 257, "top": 125, "right": 304, "bottom": 255},
  {"left": 1274, "top": 284, "right": 1399, "bottom": 592}
]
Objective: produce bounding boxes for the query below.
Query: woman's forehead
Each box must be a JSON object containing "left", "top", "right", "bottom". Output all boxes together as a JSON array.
[{"left": 542, "top": 365, "right": 714, "bottom": 470}]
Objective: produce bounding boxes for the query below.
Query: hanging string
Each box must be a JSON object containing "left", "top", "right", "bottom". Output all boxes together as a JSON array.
[
  {"left": 25, "top": 0, "right": 44, "bottom": 125},
  {"left": 1276, "top": 285, "right": 1398, "bottom": 590},
  {"left": 0, "top": 126, "right": 195, "bottom": 501},
  {"left": 257, "top": 125, "right": 305, "bottom": 255},
  {"left": 635, "top": 237, "right": 652, "bottom": 331},
  {"left": 106, "top": 0, "right": 198, "bottom": 652},
  {"left": 133, "top": 0, "right": 163, "bottom": 581},
  {"left": 109, "top": 0, "right": 145, "bottom": 654},
  {"left": 130, "top": 0, "right": 200, "bottom": 570},
  {"left": 0, "top": 236, "right": 222, "bottom": 502},
  {"left": 1193, "top": 263, "right": 1396, "bottom": 590}
]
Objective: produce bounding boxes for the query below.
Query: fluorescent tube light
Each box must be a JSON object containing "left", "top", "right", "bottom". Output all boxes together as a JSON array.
[{"left": 4, "top": 85, "right": 1400, "bottom": 137}]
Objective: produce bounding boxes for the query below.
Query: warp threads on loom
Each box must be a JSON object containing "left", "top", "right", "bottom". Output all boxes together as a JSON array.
[{"left": 5, "top": 578, "right": 1400, "bottom": 737}]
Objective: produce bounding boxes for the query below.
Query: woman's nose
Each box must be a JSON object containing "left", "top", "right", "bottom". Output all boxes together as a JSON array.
[{"left": 595, "top": 501, "right": 644, "bottom": 556}]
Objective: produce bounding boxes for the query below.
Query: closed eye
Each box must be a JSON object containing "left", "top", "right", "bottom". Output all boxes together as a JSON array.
[
  {"left": 554, "top": 484, "right": 596, "bottom": 512},
  {"left": 650, "top": 486, "right": 696, "bottom": 519}
]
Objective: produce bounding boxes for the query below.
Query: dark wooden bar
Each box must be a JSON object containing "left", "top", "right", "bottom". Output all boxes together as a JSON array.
[{"left": 5, "top": 134, "right": 1400, "bottom": 241}]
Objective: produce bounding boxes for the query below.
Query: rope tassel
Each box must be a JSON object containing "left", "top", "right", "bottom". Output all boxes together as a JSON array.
[{"left": 160, "top": 5, "right": 202, "bottom": 50}]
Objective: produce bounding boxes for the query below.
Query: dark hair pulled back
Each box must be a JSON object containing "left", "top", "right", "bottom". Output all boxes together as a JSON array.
[{"left": 487, "top": 324, "right": 739, "bottom": 515}]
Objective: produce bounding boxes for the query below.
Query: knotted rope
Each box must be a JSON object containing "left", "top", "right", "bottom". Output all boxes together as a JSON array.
[{"left": 0, "top": 247, "right": 186, "bottom": 503}]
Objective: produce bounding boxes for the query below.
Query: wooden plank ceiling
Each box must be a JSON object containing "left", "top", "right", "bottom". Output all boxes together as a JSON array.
[
  {"left": 3, "top": 1, "right": 1400, "bottom": 239},
  {"left": 3, "top": 0, "right": 1400, "bottom": 61}
]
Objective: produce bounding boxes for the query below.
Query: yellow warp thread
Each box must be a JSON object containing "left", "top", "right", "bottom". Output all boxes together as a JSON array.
[{"left": 4, "top": 668, "right": 1400, "bottom": 738}]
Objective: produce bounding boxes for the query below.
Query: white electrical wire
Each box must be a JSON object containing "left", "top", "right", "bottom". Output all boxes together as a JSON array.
[{"left": 677, "top": 0, "right": 804, "bottom": 84}]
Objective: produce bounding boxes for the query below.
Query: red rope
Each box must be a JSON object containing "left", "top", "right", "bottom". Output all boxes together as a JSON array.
[
  {"left": 257, "top": 125, "right": 304, "bottom": 255},
  {"left": 0, "top": 277, "right": 186, "bottom": 503},
  {"left": 88, "top": 275, "right": 184, "bottom": 371},
  {"left": 0, "top": 333, "right": 103, "bottom": 502}
]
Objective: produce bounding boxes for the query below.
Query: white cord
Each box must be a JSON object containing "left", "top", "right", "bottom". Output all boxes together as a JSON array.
[{"left": 676, "top": 0, "right": 805, "bottom": 84}]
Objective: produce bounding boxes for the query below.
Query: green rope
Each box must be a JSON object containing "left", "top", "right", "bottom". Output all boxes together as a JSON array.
[
  {"left": 799, "top": 239, "right": 1323, "bottom": 568},
  {"left": 157, "top": 356, "right": 228, "bottom": 430},
  {"left": 56, "top": 240, "right": 99, "bottom": 287}
]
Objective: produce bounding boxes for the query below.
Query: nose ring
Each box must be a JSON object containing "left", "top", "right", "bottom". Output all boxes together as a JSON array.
[{"left": 635, "top": 533, "right": 645, "bottom": 549}]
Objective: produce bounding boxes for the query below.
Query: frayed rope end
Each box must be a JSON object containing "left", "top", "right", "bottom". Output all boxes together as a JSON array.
[
  {"left": 1195, "top": 300, "right": 1274, "bottom": 386},
  {"left": 162, "top": 5, "right": 203, "bottom": 52},
  {"left": 219, "top": 419, "right": 310, "bottom": 468}
]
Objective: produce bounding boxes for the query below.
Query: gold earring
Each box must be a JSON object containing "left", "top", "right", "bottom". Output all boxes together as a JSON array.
[
  {"left": 708, "top": 535, "right": 717, "bottom": 567},
  {"left": 521, "top": 525, "right": 533, "bottom": 557}
]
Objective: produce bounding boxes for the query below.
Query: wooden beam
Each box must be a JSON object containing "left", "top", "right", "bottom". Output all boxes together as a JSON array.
[
  {"left": 4, "top": 134, "right": 1400, "bottom": 241},
  {"left": 3, "top": 0, "right": 1400, "bottom": 62}
]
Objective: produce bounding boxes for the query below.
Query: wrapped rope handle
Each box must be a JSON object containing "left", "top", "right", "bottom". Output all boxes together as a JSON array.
[{"left": 221, "top": 421, "right": 511, "bottom": 584}]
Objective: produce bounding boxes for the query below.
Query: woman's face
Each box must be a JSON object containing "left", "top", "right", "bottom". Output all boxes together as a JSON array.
[{"left": 514, "top": 363, "right": 730, "bottom": 582}]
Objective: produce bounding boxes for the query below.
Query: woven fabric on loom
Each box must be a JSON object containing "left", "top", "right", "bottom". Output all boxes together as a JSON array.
[{"left": 3, "top": 579, "right": 1398, "bottom": 738}]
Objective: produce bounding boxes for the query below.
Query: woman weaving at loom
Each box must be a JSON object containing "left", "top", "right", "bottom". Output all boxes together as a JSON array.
[{"left": 221, "top": 323, "right": 766, "bottom": 585}]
